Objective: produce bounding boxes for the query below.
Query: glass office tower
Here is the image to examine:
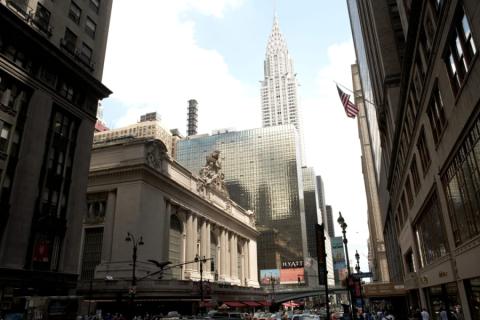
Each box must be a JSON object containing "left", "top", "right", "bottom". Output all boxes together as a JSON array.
[{"left": 176, "top": 125, "right": 308, "bottom": 273}]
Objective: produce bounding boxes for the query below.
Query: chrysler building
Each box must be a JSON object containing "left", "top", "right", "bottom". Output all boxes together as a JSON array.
[{"left": 260, "top": 15, "right": 301, "bottom": 132}]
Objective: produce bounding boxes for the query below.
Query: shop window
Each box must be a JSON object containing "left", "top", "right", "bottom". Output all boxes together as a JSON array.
[{"left": 465, "top": 277, "right": 480, "bottom": 320}]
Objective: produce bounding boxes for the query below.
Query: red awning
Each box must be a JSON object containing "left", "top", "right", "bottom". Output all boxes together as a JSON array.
[
  {"left": 257, "top": 301, "right": 271, "bottom": 307},
  {"left": 224, "top": 301, "right": 247, "bottom": 307},
  {"left": 242, "top": 301, "right": 262, "bottom": 307}
]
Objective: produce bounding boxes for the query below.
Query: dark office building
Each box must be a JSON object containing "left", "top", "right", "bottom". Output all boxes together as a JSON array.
[
  {"left": 325, "top": 205, "right": 335, "bottom": 238},
  {"left": 0, "top": 0, "right": 112, "bottom": 315},
  {"left": 347, "top": 0, "right": 480, "bottom": 318},
  {"left": 176, "top": 125, "right": 309, "bottom": 279}
]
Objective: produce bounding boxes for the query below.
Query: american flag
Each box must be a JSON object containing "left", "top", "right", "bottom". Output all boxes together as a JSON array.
[{"left": 336, "top": 85, "right": 359, "bottom": 118}]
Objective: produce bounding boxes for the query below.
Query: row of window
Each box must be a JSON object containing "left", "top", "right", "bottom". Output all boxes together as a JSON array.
[
  {"left": 391, "top": 3, "right": 476, "bottom": 205},
  {"left": 69, "top": 1, "right": 97, "bottom": 39}
]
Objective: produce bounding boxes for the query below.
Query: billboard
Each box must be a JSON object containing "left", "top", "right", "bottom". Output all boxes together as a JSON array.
[
  {"left": 280, "top": 267, "right": 304, "bottom": 284},
  {"left": 260, "top": 269, "right": 280, "bottom": 285}
]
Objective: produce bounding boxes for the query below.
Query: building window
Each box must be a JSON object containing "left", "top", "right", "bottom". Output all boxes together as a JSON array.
[
  {"left": 38, "top": 108, "right": 78, "bottom": 220},
  {"left": 414, "top": 191, "right": 448, "bottom": 267},
  {"left": 80, "top": 42, "right": 92, "bottom": 64},
  {"left": 427, "top": 84, "right": 447, "bottom": 145},
  {"left": 85, "top": 17, "right": 96, "bottom": 39},
  {"left": 89, "top": 0, "right": 100, "bottom": 13},
  {"left": 86, "top": 193, "right": 107, "bottom": 224},
  {"left": 465, "top": 277, "right": 480, "bottom": 320},
  {"left": 68, "top": 1, "right": 81, "bottom": 24},
  {"left": 445, "top": 6, "right": 477, "bottom": 95},
  {"left": 406, "top": 175, "right": 414, "bottom": 208},
  {"left": 404, "top": 249, "right": 416, "bottom": 273},
  {"left": 410, "top": 155, "right": 421, "bottom": 194},
  {"left": 0, "top": 121, "right": 11, "bottom": 153},
  {"left": 169, "top": 215, "right": 183, "bottom": 279},
  {"left": 61, "top": 28, "right": 77, "bottom": 53},
  {"left": 80, "top": 227, "right": 104, "bottom": 280},
  {"left": 442, "top": 117, "right": 480, "bottom": 245},
  {"left": 417, "top": 128, "right": 431, "bottom": 175},
  {"left": 33, "top": 3, "right": 51, "bottom": 35}
]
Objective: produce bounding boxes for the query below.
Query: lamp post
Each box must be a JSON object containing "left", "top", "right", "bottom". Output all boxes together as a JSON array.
[
  {"left": 195, "top": 254, "right": 208, "bottom": 316},
  {"left": 270, "top": 274, "right": 276, "bottom": 311},
  {"left": 354, "top": 250, "right": 365, "bottom": 315},
  {"left": 125, "top": 232, "right": 144, "bottom": 319},
  {"left": 337, "top": 212, "right": 354, "bottom": 319}
]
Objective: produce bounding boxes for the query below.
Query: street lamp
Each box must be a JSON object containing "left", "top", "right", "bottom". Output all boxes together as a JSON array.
[
  {"left": 194, "top": 254, "right": 208, "bottom": 316},
  {"left": 125, "top": 232, "right": 144, "bottom": 319},
  {"left": 337, "top": 212, "right": 354, "bottom": 319},
  {"left": 355, "top": 250, "right": 361, "bottom": 274},
  {"left": 354, "top": 250, "right": 365, "bottom": 315}
]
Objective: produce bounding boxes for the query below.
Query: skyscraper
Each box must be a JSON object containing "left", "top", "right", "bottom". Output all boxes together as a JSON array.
[
  {"left": 261, "top": 15, "right": 301, "bottom": 133},
  {"left": 176, "top": 125, "right": 308, "bottom": 279},
  {"left": 0, "top": 0, "right": 112, "bottom": 311}
]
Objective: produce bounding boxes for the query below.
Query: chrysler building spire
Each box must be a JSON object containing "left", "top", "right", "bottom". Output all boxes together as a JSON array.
[{"left": 261, "top": 15, "right": 300, "bottom": 132}]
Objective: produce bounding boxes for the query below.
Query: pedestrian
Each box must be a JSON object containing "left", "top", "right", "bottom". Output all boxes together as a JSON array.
[
  {"left": 420, "top": 308, "right": 429, "bottom": 320},
  {"left": 439, "top": 308, "right": 448, "bottom": 320}
]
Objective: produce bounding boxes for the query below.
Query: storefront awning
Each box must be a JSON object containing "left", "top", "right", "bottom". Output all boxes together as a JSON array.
[
  {"left": 257, "top": 301, "right": 271, "bottom": 307},
  {"left": 224, "top": 301, "right": 247, "bottom": 307},
  {"left": 242, "top": 301, "right": 262, "bottom": 307}
]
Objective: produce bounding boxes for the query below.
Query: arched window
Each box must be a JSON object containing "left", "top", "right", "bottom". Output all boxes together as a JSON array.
[{"left": 169, "top": 215, "right": 183, "bottom": 279}]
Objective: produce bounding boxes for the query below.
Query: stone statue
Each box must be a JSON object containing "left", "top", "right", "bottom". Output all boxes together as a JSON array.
[{"left": 198, "top": 150, "right": 229, "bottom": 196}]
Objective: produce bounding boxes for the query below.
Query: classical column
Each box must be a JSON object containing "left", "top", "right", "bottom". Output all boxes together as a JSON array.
[
  {"left": 101, "top": 191, "right": 117, "bottom": 264},
  {"left": 219, "top": 228, "right": 227, "bottom": 280},
  {"left": 206, "top": 222, "right": 211, "bottom": 278},
  {"left": 248, "top": 240, "right": 259, "bottom": 286},
  {"left": 192, "top": 214, "right": 198, "bottom": 272},
  {"left": 161, "top": 201, "right": 172, "bottom": 262},
  {"left": 230, "top": 234, "right": 237, "bottom": 280},
  {"left": 243, "top": 240, "right": 250, "bottom": 281},
  {"left": 185, "top": 212, "right": 194, "bottom": 273}
]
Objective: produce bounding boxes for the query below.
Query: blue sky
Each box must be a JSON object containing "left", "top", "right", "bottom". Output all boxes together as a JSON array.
[{"left": 101, "top": 0, "right": 369, "bottom": 270}]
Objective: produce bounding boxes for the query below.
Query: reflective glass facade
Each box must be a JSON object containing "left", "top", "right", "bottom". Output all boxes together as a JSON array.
[
  {"left": 176, "top": 125, "right": 307, "bottom": 271},
  {"left": 302, "top": 167, "right": 320, "bottom": 258},
  {"left": 347, "top": 0, "right": 383, "bottom": 182}
]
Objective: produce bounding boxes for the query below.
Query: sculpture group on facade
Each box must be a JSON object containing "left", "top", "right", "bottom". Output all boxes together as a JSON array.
[{"left": 198, "top": 150, "right": 229, "bottom": 197}]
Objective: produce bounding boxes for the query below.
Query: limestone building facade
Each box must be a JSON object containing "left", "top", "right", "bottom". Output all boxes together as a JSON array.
[{"left": 79, "top": 137, "right": 261, "bottom": 314}]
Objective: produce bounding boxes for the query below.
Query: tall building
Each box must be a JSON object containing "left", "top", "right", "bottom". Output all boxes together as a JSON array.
[
  {"left": 347, "top": 0, "right": 480, "bottom": 318},
  {"left": 93, "top": 112, "right": 178, "bottom": 157},
  {"left": 261, "top": 15, "right": 303, "bottom": 158},
  {"left": 352, "top": 63, "right": 389, "bottom": 283},
  {"left": 176, "top": 125, "right": 310, "bottom": 285},
  {"left": 302, "top": 168, "right": 334, "bottom": 287},
  {"left": 325, "top": 205, "right": 335, "bottom": 238},
  {"left": 0, "top": 0, "right": 112, "bottom": 314}
]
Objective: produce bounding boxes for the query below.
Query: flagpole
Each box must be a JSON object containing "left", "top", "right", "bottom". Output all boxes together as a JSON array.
[{"left": 333, "top": 80, "right": 377, "bottom": 107}]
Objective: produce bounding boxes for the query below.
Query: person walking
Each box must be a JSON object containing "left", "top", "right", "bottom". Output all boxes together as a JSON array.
[{"left": 420, "top": 308, "right": 429, "bottom": 320}]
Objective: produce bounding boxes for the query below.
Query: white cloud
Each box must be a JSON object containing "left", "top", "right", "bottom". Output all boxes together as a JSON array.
[
  {"left": 302, "top": 41, "right": 370, "bottom": 269},
  {"left": 102, "top": 0, "right": 257, "bottom": 134}
]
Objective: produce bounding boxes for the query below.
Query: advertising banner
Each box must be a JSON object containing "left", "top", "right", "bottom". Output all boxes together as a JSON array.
[
  {"left": 280, "top": 267, "right": 304, "bottom": 284},
  {"left": 260, "top": 269, "right": 280, "bottom": 285}
]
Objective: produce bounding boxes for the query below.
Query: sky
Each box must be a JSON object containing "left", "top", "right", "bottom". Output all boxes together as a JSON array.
[{"left": 101, "top": 0, "right": 370, "bottom": 271}]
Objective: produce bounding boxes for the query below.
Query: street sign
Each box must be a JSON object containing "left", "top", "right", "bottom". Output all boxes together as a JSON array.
[{"left": 352, "top": 272, "right": 373, "bottom": 279}]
